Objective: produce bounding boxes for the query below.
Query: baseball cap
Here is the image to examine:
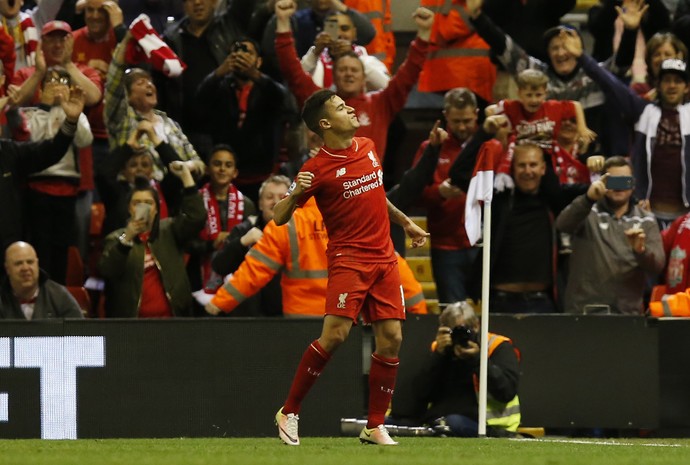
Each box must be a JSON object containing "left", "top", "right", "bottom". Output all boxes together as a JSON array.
[
  {"left": 41, "top": 20, "right": 72, "bottom": 37},
  {"left": 659, "top": 58, "right": 689, "bottom": 82}
]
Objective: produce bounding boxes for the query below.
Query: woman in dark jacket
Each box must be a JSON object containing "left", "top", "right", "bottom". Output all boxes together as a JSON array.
[{"left": 98, "top": 161, "right": 206, "bottom": 318}]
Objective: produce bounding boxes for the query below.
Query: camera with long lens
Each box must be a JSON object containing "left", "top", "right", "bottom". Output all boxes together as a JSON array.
[{"left": 450, "top": 325, "right": 475, "bottom": 347}]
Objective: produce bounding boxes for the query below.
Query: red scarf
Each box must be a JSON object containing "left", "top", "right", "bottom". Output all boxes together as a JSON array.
[
  {"left": 150, "top": 179, "right": 168, "bottom": 219},
  {"left": 552, "top": 143, "right": 589, "bottom": 185},
  {"left": 199, "top": 183, "right": 244, "bottom": 293},
  {"left": 200, "top": 183, "right": 244, "bottom": 241},
  {"left": 235, "top": 82, "right": 253, "bottom": 129}
]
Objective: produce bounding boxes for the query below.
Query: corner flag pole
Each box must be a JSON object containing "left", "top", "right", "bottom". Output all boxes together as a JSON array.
[{"left": 477, "top": 199, "right": 491, "bottom": 437}]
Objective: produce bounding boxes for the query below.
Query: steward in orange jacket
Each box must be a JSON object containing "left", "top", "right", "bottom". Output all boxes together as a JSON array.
[
  {"left": 209, "top": 198, "right": 427, "bottom": 317},
  {"left": 345, "top": 0, "right": 396, "bottom": 72},
  {"left": 418, "top": 0, "right": 496, "bottom": 103}
]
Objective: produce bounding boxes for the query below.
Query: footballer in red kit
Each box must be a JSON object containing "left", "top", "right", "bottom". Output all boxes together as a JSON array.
[
  {"left": 205, "top": 1, "right": 434, "bottom": 447},
  {"left": 267, "top": 80, "right": 429, "bottom": 446}
]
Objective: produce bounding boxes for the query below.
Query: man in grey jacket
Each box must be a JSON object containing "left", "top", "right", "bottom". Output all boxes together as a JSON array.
[
  {"left": 556, "top": 156, "right": 665, "bottom": 315},
  {"left": 0, "top": 241, "right": 83, "bottom": 320}
]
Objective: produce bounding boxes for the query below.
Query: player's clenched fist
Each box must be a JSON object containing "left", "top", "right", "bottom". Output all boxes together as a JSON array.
[{"left": 293, "top": 171, "right": 315, "bottom": 195}]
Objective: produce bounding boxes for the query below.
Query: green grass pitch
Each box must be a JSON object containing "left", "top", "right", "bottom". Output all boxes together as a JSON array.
[{"left": 0, "top": 437, "right": 688, "bottom": 465}]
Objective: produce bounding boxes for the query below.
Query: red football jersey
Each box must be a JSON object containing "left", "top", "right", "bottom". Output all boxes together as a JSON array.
[
  {"left": 497, "top": 99, "right": 576, "bottom": 151},
  {"left": 295, "top": 137, "right": 395, "bottom": 264}
]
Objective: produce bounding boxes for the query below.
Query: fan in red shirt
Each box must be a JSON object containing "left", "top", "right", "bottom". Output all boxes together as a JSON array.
[
  {"left": 274, "top": 0, "right": 433, "bottom": 162},
  {"left": 257, "top": 84, "right": 428, "bottom": 445}
]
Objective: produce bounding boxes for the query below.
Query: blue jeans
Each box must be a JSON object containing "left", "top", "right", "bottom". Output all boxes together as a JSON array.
[
  {"left": 444, "top": 414, "right": 479, "bottom": 437},
  {"left": 431, "top": 248, "right": 479, "bottom": 305}
]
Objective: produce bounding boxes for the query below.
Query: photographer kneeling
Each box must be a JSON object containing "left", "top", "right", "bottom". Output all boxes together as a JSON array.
[{"left": 415, "top": 301, "right": 522, "bottom": 437}]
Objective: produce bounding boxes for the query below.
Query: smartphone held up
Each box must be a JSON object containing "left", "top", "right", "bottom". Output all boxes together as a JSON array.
[{"left": 134, "top": 202, "right": 152, "bottom": 222}]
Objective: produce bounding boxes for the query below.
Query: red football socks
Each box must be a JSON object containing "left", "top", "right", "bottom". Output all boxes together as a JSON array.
[
  {"left": 367, "top": 353, "right": 399, "bottom": 429},
  {"left": 283, "top": 340, "right": 331, "bottom": 414}
]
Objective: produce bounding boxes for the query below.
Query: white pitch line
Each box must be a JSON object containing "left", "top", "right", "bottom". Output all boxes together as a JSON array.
[{"left": 523, "top": 438, "right": 686, "bottom": 448}]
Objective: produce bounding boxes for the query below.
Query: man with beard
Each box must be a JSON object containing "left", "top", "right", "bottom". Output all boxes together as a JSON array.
[
  {"left": 196, "top": 37, "right": 289, "bottom": 201},
  {"left": 556, "top": 156, "right": 664, "bottom": 315}
]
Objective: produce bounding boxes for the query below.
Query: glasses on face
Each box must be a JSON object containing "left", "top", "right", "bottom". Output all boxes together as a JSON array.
[{"left": 45, "top": 75, "right": 71, "bottom": 86}]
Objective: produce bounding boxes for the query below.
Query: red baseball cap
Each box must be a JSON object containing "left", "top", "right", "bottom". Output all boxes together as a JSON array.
[{"left": 41, "top": 20, "right": 72, "bottom": 37}]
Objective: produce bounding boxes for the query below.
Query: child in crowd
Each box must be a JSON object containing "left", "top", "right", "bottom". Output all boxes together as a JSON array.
[
  {"left": 486, "top": 69, "right": 594, "bottom": 189},
  {"left": 190, "top": 145, "right": 256, "bottom": 294}
]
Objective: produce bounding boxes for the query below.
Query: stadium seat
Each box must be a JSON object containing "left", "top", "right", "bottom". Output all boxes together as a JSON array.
[
  {"left": 406, "top": 256, "right": 433, "bottom": 283},
  {"left": 88, "top": 202, "right": 106, "bottom": 279},
  {"left": 90, "top": 202, "right": 105, "bottom": 236},
  {"left": 65, "top": 246, "right": 85, "bottom": 287},
  {"left": 66, "top": 286, "right": 91, "bottom": 317}
]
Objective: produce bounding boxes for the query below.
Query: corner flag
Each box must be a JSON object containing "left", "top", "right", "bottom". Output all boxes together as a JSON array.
[{"left": 464, "top": 144, "right": 496, "bottom": 245}]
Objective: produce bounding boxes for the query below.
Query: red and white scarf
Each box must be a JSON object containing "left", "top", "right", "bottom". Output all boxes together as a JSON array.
[
  {"left": 125, "top": 14, "right": 186, "bottom": 77},
  {"left": 199, "top": 183, "right": 245, "bottom": 293},
  {"left": 200, "top": 183, "right": 244, "bottom": 241},
  {"left": 2, "top": 11, "right": 37, "bottom": 67},
  {"left": 19, "top": 12, "right": 36, "bottom": 67}
]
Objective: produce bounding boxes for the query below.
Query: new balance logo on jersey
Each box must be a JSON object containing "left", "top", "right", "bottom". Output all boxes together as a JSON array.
[
  {"left": 368, "top": 151, "right": 379, "bottom": 168},
  {"left": 336, "top": 168, "right": 347, "bottom": 178},
  {"left": 337, "top": 293, "right": 348, "bottom": 309}
]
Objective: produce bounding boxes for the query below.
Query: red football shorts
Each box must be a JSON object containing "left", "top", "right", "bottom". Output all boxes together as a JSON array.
[{"left": 325, "top": 260, "right": 405, "bottom": 323}]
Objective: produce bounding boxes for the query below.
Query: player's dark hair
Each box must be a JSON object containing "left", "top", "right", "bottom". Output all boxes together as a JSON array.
[{"left": 302, "top": 89, "right": 336, "bottom": 137}]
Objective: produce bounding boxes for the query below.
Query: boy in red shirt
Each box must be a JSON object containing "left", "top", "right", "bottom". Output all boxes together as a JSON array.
[{"left": 487, "top": 69, "right": 594, "bottom": 189}]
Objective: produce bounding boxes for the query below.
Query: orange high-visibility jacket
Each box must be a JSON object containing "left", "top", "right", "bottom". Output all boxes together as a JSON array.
[
  {"left": 346, "top": 0, "right": 396, "bottom": 72},
  {"left": 417, "top": 0, "right": 496, "bottom": 102},
  {"left": 211, "top": 198, "right": 427, "bottom": 316},
  {"left": 649, "top": 285, "right": 690, "bottom": 317}
]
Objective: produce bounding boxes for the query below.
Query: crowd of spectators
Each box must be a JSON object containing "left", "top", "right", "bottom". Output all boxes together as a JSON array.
[{"left": 1, "top": 0, "right": 690, "bottom": 320}]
